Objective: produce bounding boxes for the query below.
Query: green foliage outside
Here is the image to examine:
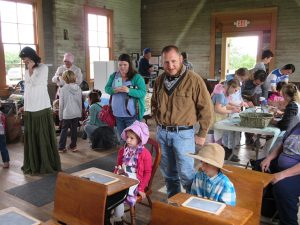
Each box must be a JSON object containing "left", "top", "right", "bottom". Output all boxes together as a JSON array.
[{"left": 4, "top": 51, "right": 21, "bottom": 71}]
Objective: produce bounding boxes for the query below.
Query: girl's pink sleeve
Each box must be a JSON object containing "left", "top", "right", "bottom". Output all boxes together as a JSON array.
[{"left": 138, "top": 149, "right": 152, "bottom": 192}]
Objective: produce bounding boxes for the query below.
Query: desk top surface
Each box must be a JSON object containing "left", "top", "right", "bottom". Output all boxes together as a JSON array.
[
  {"left": 168, "top": 193, "right": 253, "bottom": 225},
  {"left": 223, "top": 165, "right": 274, "bottom": 188},
  {"left": 72, "top": 167, "right": 139, "bottom": 196}
]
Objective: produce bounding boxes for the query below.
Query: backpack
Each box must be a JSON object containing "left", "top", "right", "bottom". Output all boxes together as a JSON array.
[{"left": 98, "top": 100, "right": 116, "bottom": 128}]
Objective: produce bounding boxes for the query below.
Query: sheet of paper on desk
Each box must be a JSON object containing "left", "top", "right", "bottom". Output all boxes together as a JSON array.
[
  {"left": 0, "top": 211, "right": 39, "bottom": 225},
  {"left": 182, "top": 197, "right": 226, "bottom": 215},
  {"left": 81, "top": 172, "right": 119, "bottom": 185}
]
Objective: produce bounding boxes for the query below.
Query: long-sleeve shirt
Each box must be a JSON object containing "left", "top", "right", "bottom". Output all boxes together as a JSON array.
[
  {"left": 24, "top": 63, "right": 51, "bottom": 112},
  {"left": 151, "top": 68, "right": 213, "bottom": 138},
  {"left": 190, "top": 171, "right": 236, "bottom": 206},
  {"left": 52, "top": 64, "right": 83, "bottom": 86},
  {"left": 277, "top": 101, "right": 300, "bottom": 132},
  {"left": 116, "top": 146, "right": 152, "bottom": 192}
]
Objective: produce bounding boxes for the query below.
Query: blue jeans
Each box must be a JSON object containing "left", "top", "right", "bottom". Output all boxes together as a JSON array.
[
  {"left": 115, "top": 116, "right": 137, "bottom": 138},
  {"left": 84, "top": 124, "right": 98, "bottom": 139},
  {"left": 156, "top": 126, "right": 195, "bottom": 198},
  {"left": 59, "top": 118, "right": 79, "bottom": 150},
  {"left": 0, "top": 135, "right": 10, "bottom": 162}
]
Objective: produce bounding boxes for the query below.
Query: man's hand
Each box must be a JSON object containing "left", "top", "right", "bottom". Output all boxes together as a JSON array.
[{"left": 195, "top": 135, "right": 205, "bottom": 147}]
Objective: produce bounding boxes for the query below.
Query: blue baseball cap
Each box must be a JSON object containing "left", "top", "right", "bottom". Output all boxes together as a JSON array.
[{"left": 143, "top": 48, "right": 151, "bottom": 54}]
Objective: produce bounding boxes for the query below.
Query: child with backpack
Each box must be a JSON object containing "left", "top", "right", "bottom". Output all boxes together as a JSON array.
[{"left": 83, "top": 89, "right": 107, "bottom": 140}]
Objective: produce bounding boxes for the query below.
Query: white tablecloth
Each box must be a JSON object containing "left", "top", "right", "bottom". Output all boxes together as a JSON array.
[{"left": 213, "top": 117, "right": 283, "bottom": 152}]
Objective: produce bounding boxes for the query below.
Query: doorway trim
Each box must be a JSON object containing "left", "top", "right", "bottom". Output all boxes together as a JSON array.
[
  {"left": 209, "top": 7, "right": 278, "bottom": 79},
  {"left": 221, "top": 31, "right": 263, "bottom": 80}
]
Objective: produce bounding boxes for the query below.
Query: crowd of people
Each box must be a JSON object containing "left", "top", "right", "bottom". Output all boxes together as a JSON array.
[{"left": 1, "top": 45, "right": 299, "bottom": 225}]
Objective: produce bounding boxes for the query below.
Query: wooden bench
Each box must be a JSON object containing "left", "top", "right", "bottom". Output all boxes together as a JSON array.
[
  {"left": 223, "top": 165, "right": 274, "bottom": 225},
  {"left": 44, "top": 172, "right": 107, "bottom": 225}
]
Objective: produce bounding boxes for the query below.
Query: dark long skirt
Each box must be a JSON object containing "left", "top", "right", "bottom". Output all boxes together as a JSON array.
[{"left": 22, "top": 108, "right": 61, "bottom": 174}]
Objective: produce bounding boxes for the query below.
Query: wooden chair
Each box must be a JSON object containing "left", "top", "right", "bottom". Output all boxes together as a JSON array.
[
  {"left": 149, "top": 201, "right": 234, "bottom": 225},
  {"left": 223, "top": 165, "right": 274, "bottom": 225},
  {"left": 44, "top": 172, "right": 107, "bottom": 225},
  {"left": 124, "top": 138, "right": 162, "bottom": 225}
]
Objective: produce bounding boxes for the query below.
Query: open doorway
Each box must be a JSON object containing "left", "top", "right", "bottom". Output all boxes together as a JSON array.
[{"left": 221, "top": 32, "right": 262, "bottom": 79}]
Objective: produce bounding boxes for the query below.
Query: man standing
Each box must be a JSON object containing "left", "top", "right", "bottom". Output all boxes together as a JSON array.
[
  {"left": 52, "top": 52, "right": 83, "bottom": 97},
  {"left": 151, "top": 45, "right": 213, "bottom": 198},
  {"left": 138, "top": 48, "right": 153, "bottom": 90}
]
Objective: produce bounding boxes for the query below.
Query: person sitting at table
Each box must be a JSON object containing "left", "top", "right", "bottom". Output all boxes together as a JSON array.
[
  {"left": 188, "top": 143, "right": 236, "bottom": 206},
  {"left": 83, "top": 89, "right": 107, "bottom": 141},
  {"left": 271, "top": 83, "right": 300, "bottom": 132},
  {"left": 113, "top": 120, "right": 152, "bottom": 225},
  {"left": 268, "top": 81, "right": 286, "bottom": 111},
  {"left": 241, "top": 69, "right": 267, "bottom": 106},
  {"left": 211, "top": 79, "right": 241, "bottom": 162},
  {"left": 251, "top": 122, "right": 300, "bottom": 225},
  {"left": 226, "top": 68, "right": 251, "bottom": 108}
]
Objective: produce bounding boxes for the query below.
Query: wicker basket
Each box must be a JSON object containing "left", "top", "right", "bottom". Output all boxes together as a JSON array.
[{"left": 239, "top": 112, "right": 273, "bottom": 128}]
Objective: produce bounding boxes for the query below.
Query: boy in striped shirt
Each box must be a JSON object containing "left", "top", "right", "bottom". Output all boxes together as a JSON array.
[{"left": 188, "top": 143, "right": 236, "bottom": 206}]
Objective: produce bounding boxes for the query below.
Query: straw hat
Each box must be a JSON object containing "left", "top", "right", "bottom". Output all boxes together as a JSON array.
[{"left": 187, "top": 143, "right": 231, "bottom": 172}]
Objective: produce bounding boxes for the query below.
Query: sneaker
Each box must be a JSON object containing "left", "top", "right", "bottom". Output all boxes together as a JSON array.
[
  {"left": 67, "top": 146, "right": 78, "bottom": 152},
  {"left": 3, "top": 162, "right": 9, "bottom": 168},
  {"left": 58, "top": 148, "right": 67, "bottom": 153}
]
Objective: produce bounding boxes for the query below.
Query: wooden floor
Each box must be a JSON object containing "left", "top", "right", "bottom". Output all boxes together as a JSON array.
[{"left": 0, "top": 118, "right": 298, "bottom": 224}]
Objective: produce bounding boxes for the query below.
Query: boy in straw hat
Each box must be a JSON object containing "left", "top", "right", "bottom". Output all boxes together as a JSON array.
[{"left": 187, "top": 143, "right": 236, "bottom": 206}]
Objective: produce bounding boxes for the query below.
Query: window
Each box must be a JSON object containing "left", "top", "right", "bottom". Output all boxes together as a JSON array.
[
  {"left": 85, "top": 7, "right": 112, "bottom": 80},
  {"left": 0, "top": 0, "right": 37, "bottom": 85}
]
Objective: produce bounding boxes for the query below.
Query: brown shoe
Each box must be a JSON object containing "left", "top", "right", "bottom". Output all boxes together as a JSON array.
[
  {"left": 67, "top": 146, "right": 78, "bottom": 152},
  {"left": 3, "top": 162, "right": 9, "bottom": 168}
]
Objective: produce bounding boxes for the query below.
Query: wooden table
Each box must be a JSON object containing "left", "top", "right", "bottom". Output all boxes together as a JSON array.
[
  {"left": 72, "top": 167, "right": 139, "bottom": 196},
  {"left": 168, "top": 193, "right": 253, "bottom": 225},
  {"left": 72, "top": 167, "right": 139, "bottom": 225},
  {"left": 0, "top": 207, "right": 42, "bottom": 225}
]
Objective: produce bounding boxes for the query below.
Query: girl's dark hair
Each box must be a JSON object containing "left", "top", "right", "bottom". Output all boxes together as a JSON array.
[
  {"left": 118, "top": 54, "right": 137, "bottom": 80},
  {"left": 253, "top": 70, "right": 267, "bottom": 82},
  {"left": 261, "top": 50, "right": 274, "bottom": 59},
  {"left": 282, "top": 64, "right": 295, "bottom": 73},
  {"left": 19, "top": 46, "right": 41, "bottom": 67},
  {"left": 88, "top": 89, "right": 102, "bottom": 105},
  {"left": 276, "top": 81, "right": 287, "bottom": 92}
]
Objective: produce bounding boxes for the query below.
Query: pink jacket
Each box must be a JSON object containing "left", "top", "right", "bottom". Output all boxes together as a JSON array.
[{"left": 116, "top": 146, "right": 152, "bottom": 192}]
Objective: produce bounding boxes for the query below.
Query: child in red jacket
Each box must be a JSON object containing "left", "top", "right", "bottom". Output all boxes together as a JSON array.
[{"left": 113, "top": 120, "right": 152, "bottom": 225}]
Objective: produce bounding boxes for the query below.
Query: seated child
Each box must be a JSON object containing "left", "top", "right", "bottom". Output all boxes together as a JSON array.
[
  {"left": 268, "top": 81, "right": 286, "bottom": 111},
  {"left": 113, "top": 120, "right": 152, "bottom": 225},
  {"left": 188, "top": 143, "right": 236, "bottom": 206}
]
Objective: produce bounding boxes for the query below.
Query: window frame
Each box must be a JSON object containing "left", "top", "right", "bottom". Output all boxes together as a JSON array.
[
  {"left": 0, "top": 0, "right": 41, "bottom": 90},
  {"left": 84, "top": 6, "right": 113, "bottom": 83}
]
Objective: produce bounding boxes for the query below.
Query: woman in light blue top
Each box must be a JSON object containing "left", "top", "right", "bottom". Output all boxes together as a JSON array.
[{"left": 105, "top": 54, "right": 146, "bottom": 137}]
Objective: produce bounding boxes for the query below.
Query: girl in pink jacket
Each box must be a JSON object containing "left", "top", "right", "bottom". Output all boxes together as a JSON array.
[{"left": 113, "top": 120, "right": 152, "bottom": 225}]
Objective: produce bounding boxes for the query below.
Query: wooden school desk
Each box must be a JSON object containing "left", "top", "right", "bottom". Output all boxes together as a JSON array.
[
  {"left": 72, "top": 167, "right": 139, "bottom": 225},
  {"left": 168, "top": 193, "right": 253, "bottom": 225}
]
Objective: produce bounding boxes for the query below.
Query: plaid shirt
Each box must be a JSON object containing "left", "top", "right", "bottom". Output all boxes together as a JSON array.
[{"left": 190, "top": 171, "right": 236, "bottom": 206}]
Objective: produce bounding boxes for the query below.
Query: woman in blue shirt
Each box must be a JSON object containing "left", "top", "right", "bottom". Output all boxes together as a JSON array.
[{"left": 105, "top": 54, "right": 146, "bottom": 137}]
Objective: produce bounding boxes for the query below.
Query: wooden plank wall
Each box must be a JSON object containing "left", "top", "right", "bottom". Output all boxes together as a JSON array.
[
  {"left": 43, "top": 0, "right": 141, "bottom": 82},
  {"left": 141, "top": 0, "right": 300, "bottom": 81}
]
